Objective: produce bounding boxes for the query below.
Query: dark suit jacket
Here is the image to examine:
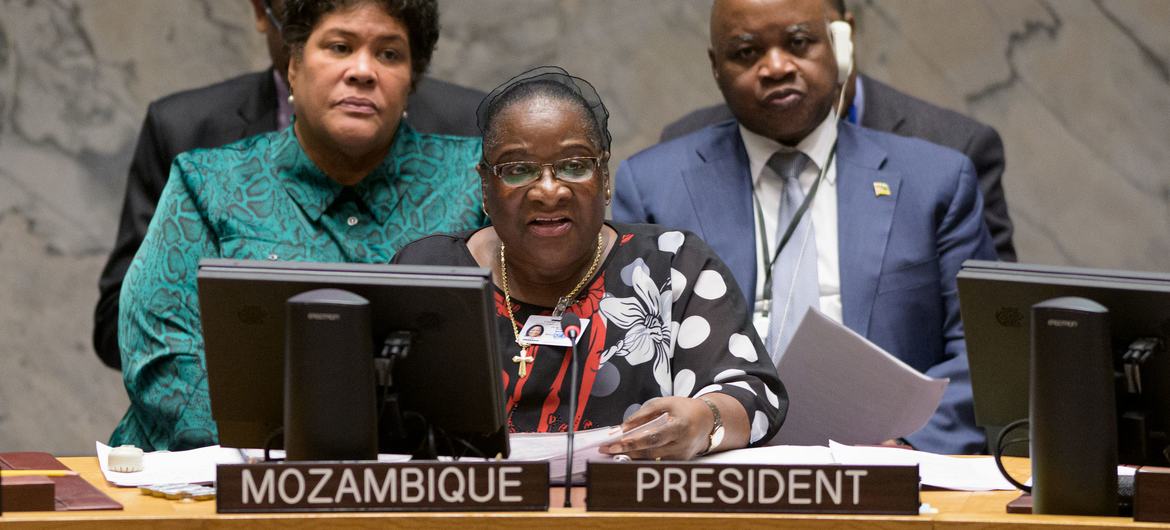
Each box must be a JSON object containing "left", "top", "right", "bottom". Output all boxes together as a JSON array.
[
  {"left": 614, "top": 120, "right": 998, "bottom": 454},
  {"left": 660, "top": 74, "right": 1015, "bottom": 262},
  {"left": 94, "top": 69, "right": 485, "bottom": 369}
]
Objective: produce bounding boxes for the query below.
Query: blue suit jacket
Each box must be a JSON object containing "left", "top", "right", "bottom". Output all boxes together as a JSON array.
[{"left": 613, "top": 120, "right": 997, "bottom": 454}]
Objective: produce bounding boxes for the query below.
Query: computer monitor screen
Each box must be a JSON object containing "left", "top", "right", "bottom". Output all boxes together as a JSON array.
[
  {"left": 197, "top": 259, "right": 507, "bottom": 457},
  {"left": 958, "top": 260, "right": 1170, "bottom": 465}
]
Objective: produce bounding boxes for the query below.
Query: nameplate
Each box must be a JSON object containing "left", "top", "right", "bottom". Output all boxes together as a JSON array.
[
  {"left": 216, "top": 461, "right": 549, "bottom": 513},
  {"left": 1135, "top": 466, "right": 1170, "bottom": 523},
  {"left": 586, "top": 462, "right": 919, "bottom": 514}
]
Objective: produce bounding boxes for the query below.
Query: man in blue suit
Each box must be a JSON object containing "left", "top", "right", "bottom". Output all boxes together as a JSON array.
[{"left": 613, "top": 0, "right": 996, "bottom": 454}]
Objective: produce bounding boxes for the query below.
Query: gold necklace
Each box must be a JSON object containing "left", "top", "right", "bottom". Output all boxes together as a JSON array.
[{"left": 499, "top": 232, "right": 605, "bottom": 378}]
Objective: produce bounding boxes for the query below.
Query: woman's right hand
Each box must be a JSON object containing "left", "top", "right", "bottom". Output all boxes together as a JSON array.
[{"left": 599, "top": 397, "right": 714, "bottom": 460}]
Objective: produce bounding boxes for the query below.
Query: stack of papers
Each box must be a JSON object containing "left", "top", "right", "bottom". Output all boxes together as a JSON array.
[
  {"left": 697, "top": 441, "right": 1018, "bottom": 491},
  {"left": 504, "top": 412, "right": 670, "bottom": 483},
  {"left": 696, "top": 444, "right": 835, "bottom": 465},
  {"left": 827, "top": 441, "right": 1016, "bottom": 491}
]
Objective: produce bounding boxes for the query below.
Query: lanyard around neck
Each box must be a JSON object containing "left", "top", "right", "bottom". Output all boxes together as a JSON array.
[{"left": 756, "top": 143, "right": 837, "bottom": 302}]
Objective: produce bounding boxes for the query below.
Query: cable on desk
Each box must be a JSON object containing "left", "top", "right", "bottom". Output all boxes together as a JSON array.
[{"left": 994, "top": 418, "right": 1032, "bottom": 493}]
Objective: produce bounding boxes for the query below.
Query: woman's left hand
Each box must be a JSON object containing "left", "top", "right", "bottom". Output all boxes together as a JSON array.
[{"left": 599, "top": 397, "right": 712, "bottom": 460}]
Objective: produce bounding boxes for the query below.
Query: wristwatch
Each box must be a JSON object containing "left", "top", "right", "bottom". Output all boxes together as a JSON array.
[{"left": 699, "top": 397, "right": 725, "bottom": 455}]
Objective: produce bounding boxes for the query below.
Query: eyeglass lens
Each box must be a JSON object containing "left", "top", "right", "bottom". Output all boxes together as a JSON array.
[{"left": 497, "top": 158, "right": 597, "bottom": 186}]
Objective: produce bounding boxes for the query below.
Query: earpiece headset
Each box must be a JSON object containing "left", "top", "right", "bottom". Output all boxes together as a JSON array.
[
  {"left": 828, "top": 20, "right": 854, "bottom": 85},
  {"left": 827, "top": 20, "right": 854, "bottom": 117}
]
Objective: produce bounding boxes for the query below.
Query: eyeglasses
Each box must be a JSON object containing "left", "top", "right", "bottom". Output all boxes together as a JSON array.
[
  {"left": 485, "top": 156, "right": 602, "bottom": 187},
  {"left": 263, "top": 0, "right": 283, "bottom": 34}
]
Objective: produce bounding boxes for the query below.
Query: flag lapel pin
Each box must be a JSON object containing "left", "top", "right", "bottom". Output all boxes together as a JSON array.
[{"left": 873, "top": 181, "right": 891, "bottom": 197}]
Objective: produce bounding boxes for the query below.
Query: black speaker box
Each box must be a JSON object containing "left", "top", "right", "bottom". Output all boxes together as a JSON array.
[
  {"left": 284, "top": 288, "right": 378, "bottom": 461},
  {"left": 1030, "top": 296, "right": 1118, "bottom": 515}
]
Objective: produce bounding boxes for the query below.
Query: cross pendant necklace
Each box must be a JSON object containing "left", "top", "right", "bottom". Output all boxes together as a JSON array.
[
  {"left": 512, "top": 344, "right": 535, "bottom": 378},
  {"left": 498, "top": 233, "right": 604, "bottom": 380}
]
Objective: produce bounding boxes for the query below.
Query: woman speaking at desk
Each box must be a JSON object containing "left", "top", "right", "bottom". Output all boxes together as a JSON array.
[
  {"left": 393, "top": 67, "right": 787, "bottom": 459},
  {"left": 112, "top": 0, "right": 484, "bottom": 451}
]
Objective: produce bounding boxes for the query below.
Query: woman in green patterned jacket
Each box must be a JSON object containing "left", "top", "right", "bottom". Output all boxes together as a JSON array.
[{"left": 110, "top": 0, "right": 485, "bottom": 451}]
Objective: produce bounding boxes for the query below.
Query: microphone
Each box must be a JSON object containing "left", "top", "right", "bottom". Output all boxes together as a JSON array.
[
  {"left": 562, "top": 312, "right": 583, "bottom": 340},
  {"left": 560, "top": 312, "right": 583, "bottom": 507}
]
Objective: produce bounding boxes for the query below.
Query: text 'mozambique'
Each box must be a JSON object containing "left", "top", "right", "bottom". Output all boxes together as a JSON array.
[{"left": 216, "top": 461, "right": 549, "bottom": 513}]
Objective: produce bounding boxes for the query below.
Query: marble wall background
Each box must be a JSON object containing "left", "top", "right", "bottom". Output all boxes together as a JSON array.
[{"left": 0, "top": 0, "right": 1166, "bottom": 454}]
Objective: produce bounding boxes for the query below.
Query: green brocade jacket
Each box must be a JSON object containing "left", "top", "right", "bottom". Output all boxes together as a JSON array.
[{"left": 111, "top": 123, "right": 486, "bottom": 451}]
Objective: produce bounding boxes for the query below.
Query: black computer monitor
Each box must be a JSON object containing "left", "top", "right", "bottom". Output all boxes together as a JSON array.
[
  {"left": 958, "top": 260, "right": 1170, "bottom": 465},
  {"left": 196, "top": 259, "right": 507, "bottom": 458}
]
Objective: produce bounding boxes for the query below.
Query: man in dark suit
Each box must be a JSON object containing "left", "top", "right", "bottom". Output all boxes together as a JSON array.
[
  {"left": 660, "top": 1, "right": 1015, "bottom": 263},
  {"left": 614, "top": 0, "right": 997, "bottom": 453},
  {"left": 92, "top": 0, "right": 485, "bottom": 369}
]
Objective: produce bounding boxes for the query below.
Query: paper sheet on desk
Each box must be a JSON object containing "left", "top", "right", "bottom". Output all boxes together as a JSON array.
[
  {"left": 96, "top": 414, "right": 666, "bottom": 486},
  {"left": 235, "top": 448, "right": 411, "bottom": 464},
  {"left": 829, "top": 441, "right": 1016, "bottom": 491},
  {"left": 97, "top": 443, "right": 412, "bottom": 486},
  {"left": 97, "top": 442, "right": 243, "bottom": 486},
  {"left": 696, "top": 443, "right": 1018, "bottom": 491},
  {"left": 696, "top": 445, "right": 835, "bottom": 465},
  {"left": 508, "top": 412, "right": 669, "bottom": 484},
  {"left": 772, "top": 308, "right": 948, "bottom": 446}
]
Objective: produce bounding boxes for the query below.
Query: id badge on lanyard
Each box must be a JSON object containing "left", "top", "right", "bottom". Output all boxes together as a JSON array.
[{"left": 519, "top": 315, "right": 590, "bottom": 347}]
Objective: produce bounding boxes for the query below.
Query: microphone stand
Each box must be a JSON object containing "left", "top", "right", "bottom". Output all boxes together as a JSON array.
[{"left": 561, "top": 312, "right": 583, "bottom": 508}]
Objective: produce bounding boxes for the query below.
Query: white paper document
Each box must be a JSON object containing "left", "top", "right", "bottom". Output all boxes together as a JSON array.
[
  {"left": 696, "top": 444, "right": 835, "bottom": 465},
  {"left": 234, "top": 448, "right": 412, "bottom": 464},
  {"left": 96, "top": 442, "right": 245, "bottom": 486},
  {"left": 96, "top": 442, "right": 412, "bottom": 487},
  {"left": 773, "top": 308, "right": 949, "bottom": 446},
  {"left": 828, "top": 441, "right": 1016, "bottom": 491},
  {"left": 507, "top": 412, "right": 669, "bottom": 483},
  {"left": 696, "top": 443, "right": 1018, "bottom": 491},
  {"left": 95, "top": 416, "right": 666, "bottom": 487}
]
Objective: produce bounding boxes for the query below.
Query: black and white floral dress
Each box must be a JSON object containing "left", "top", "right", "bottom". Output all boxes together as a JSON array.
[{"left": 393, "top": 222, "right": 787, "bottom": 445}]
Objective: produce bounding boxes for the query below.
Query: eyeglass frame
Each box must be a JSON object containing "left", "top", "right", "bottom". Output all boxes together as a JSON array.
[
  {"left": 263, "top": 0, "right": 283, "bottom": 34},
  {"left": 480, "top": 155, "right": 609, "bottom": 188}
]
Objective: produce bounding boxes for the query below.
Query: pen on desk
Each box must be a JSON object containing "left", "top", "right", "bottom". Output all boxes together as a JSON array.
[{"left": 1, "top": 469, "right": 79, "bottom": 478}]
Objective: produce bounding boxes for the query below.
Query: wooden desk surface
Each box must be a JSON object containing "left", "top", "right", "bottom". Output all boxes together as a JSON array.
[{"left": 0, "top": 457, "right": 1165, "bottom": 529}]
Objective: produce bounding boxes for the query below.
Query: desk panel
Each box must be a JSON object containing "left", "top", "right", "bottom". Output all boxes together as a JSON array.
[{"left": 0, "top": 457, "right": 1164, "bottom": 530}]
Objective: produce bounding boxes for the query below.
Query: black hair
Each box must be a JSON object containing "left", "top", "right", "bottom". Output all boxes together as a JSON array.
[
  {"left": 282, "top": 0, "right": 440, "bottom": 84},
  {"left": 476, "top": 66, "right": 611, "bottom": 158}
]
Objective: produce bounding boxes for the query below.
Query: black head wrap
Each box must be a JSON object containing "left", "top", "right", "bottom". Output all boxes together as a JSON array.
[{"left": 475, "top": 66, "right": 611, "bottom": 154}]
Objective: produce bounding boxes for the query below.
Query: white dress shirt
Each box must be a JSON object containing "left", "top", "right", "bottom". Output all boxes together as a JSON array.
[{"left": 740, "top": 111, "right": 843, "bottom": 329}]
